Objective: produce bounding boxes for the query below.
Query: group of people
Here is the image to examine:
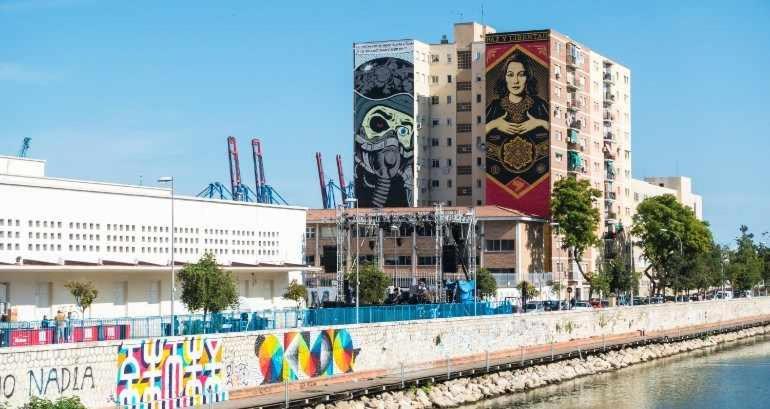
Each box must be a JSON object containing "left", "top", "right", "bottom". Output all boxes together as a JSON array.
[{"left": 40, "top": 310, "right": 78, "bottom": 343}]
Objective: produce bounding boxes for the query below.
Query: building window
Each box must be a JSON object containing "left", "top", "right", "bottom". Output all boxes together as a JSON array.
[
  {"left": 446, "top": 137, "right": 452, "bottom": 147},
  {"left": 456, "top": 102, "right": 471, "bottom": 112},
  {"left": 432, "top": 159, "right": 440, "bottom": 168},
  {"left": 431, "top": 180, "right": 439, "bottom": 188},
  {"left": 457, "top": 144, "right": 472, "bottom": 154},
  {"left": 457, "top": 186, "right": 472, "bottom": 196},
  {"left": 446, "top": 54, "right": 452, "bottom": 63},
  {"left": 476, "top": 94, "right": 482, "bottom": 103},
  {"left": 431, "top": 75, "right": 439, "bottom": 84},
  {"left": 476, "top": 157, "right": 482, "bottom": 166},
  {"left": 457, "top": 166, "right": 472, "bottom": 175},
  {"left": 457, "top": 50, "right": 471, "bottom": 69},
  {"left": 305, "top": 226, "right": 315, "bottom": 239},
  {"left": 447, "top": 74, "right": 452, "bottom": 83},
  {"left": 446, "top": 118, "right": 453, "bottom": 126},
  {"left": 431, "top": 96, "right": 439, "bottom": 105},
  {"left": 446, "top": 95, "right": 452, "bottom": 104},
  {"left": 446, "top": 159, "right": 453, "bottom": 167},
  {"left": 431, "top": 138, "right": 439, "bottom": 147},
  {"left": 485, "top": 240, "right": 514, "bottom": 251},
  {"left": 447, "top": 179, "right": 453, "bottom": 188},
  {"left": 457, "top": 123, "right": 472, "bottom": 133},
  {"left": 432, "top": 119, "right": 439, "bottom": 127},
  {"left": 457, "top": 81, "right": 471, "bottom": 91}
]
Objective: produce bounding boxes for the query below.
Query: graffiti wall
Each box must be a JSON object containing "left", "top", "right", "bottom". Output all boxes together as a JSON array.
[
  {"left": 116, "top": 337, "right": 227, "bottom": 408},
  {"left": 485, "top": 30, "right": 551, "bottom": 217},
  {"left": 353, "top": 40, "right": 415, "bottom": 208},
  {"left": 254, "top": 329, "right": 358, "bottom": 384}
]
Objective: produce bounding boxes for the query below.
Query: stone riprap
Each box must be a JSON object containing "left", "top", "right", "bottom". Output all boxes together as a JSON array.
[
  {"left": 314, "top": 326, "right": 770, "bottom": 409},
  {"left": 0, "top": 298, "right": 767, "bottom": 408}
]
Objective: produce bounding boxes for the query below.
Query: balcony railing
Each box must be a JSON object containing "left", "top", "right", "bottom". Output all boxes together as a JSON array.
[
  {"left": 604, "top": 131, "right": 614, "bottom": 141},
  {"left": 603, "top": 73, "right": 614, "bottom": 84},
  {"left": 605, "top": 191, "right": 617, "bottom": 201}
]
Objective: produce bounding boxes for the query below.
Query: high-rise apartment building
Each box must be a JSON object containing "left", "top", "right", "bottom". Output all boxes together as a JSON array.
[{"left": 354, "top": 23, "right": 633, "bottom": 298}]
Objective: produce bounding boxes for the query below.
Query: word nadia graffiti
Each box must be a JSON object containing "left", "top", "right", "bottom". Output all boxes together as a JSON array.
[
  {"left": 29, "top": 366, "right": 94, "bottom": 397},
  {"left": 116, "top": 337, "right": 227, "bottom": 408},
  {"left": 254, "top": 329, "right": 359, "bottom": 384}
]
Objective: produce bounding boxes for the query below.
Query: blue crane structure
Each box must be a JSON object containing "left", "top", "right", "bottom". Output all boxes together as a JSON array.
[
  {"left": 18, "top": 137, "right": 31, "bottom": 157},
  {"left": 196, "top": 136, "right": 287, "bottom": 205},
  {"left": 316, "top": 152, "right": 355, "bottom": 209}
]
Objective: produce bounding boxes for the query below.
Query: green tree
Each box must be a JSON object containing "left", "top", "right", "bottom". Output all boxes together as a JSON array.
[
  {"left": 476, "top": 268, "right": 497, "bottom": 298},
  {"left": 283, "top": 279, "right": 308, "bottom": 307},
  {"left": 22, "top": 396, "right": 86, "bottom": 409},
  {"left": 517, "top": 280, "right": 539, "bottom": 306},
  {"left": 589, "top": 268, "right": 611, "bottom": 298},
  {"left": 551, "top": 177, "right": 602, "bottom": 288},
  {"left": 347, "top": 263, "right": 389, "bottom": 305},
  {"left": 631, "top": 194, "right": 712, "bottom": 296},
  {"left": 64, "top": 280, "right": 98, "bottom": 318},
  {"left": 177, "top": 253, "right": 239, "bottom": 324},
  {"left": 549, "top": 280, "right": 563, "bottom": 303},
  {"left": 727, "top": 225, "right": 763, "bottom": 292}
]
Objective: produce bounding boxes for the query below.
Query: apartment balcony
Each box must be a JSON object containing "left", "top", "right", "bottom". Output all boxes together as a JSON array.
[
  {"left": 568, "top": 120, "right": 582, "bottom": 131},
  {"left": 603, "top": 72, "right": 614, "bottom": 84},
  {"left": 603, "top": 92, "right": 615, "bottom": 107},
  {"left": 604, "top": 131, "right": 614, "bottom": 141},
  {"left": 568, "top": 151, "right": 583, "bottom": 173},
  {"left": 606, "top": 170, "right": 616, "bottom": 181},
  {"left": 567, "top": 128, "right": 580, "bottom": 145},
  {"left": 567, "top": 99, "right": 582, "bottom": 112},
  {"left": 566, "top": 78, "right": 578, "bottom": 91},
  {"left": 567, "top": 55, "right": 579, "bottom": 69},
  {"left": 605, "top": 191, "right": 617, "bottom": 201},
  {"left": 603, "top": 111, "right": 614, "bottom": 126},
  {"left": 603, "top": 144, "right": 616, "bottom": 160}
]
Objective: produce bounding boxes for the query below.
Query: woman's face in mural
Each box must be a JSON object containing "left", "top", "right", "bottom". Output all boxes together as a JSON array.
[
  {"left": 361, "top": 105, "right": 414, "bottom": 149},
  {"left": 505, "top": 61, "right": 527, "bottom": 96}
]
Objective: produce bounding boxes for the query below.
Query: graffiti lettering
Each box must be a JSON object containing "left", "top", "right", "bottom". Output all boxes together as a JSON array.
[
  {"left": 28, "top": 366, "right": 93, "bottom": 396},
  {"left": 116, "top": 337, "right": 227, "bottom": 408},
  {"left": 254, "top": 329, "right": 359, "bottom": 384}
]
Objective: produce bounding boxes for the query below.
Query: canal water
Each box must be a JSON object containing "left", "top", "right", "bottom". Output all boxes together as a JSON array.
[{"left": 463, "top": 335, "right": 770, "bottom": 409}]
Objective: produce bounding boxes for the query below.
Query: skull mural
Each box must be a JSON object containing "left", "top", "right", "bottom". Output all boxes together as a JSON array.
[{"left": 354, "top": 55, "right": 415, "bottom": 208}]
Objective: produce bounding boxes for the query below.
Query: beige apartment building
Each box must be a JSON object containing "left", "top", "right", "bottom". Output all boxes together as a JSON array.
[
  {"left": 374, "top": 23, "right": 631, "bottom": 298},
  {"left": 355, "top": 23, "right": 705, "bottom": 300}
]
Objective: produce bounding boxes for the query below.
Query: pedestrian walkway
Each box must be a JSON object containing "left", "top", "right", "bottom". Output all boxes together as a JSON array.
[{"left": 216, "top": 315, "right": 770, "bottom": 409}]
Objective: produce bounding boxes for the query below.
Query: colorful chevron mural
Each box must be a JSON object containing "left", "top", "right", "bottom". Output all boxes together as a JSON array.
[{"left": 254, "top": 329, "right": 358, "bottom": 384}]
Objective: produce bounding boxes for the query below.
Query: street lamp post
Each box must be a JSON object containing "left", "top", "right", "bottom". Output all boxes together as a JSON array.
[
  {"left": 390, "top": 225, "right": 399, "bottom": 289},
  {"left": 158, "top": 176, "right": 175, "bottom": 335},
  {"left": 344, "top": 198, "right": 359, "bottom": 323}
]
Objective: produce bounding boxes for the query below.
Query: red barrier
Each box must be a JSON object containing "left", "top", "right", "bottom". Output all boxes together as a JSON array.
[
  {"left": 72, "top": 326, "right": 98, "bottom": 342},
  {"left": 9, "top": 328, "right": 54, "bottom": 347}
]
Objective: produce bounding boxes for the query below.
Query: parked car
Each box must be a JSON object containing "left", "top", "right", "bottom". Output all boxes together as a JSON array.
[
  {"left": 715, "top": 290, "right": 733, "bottom": 300},
  {"left": 524, "top": 301, "right": 545, "bottom": 313},
  {"left": 571, "top": 301, "right": 593, "bottom": 311}
]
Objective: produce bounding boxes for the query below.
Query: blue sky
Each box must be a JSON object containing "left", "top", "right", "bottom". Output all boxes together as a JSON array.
[{"left": 1, "top": 0, "right": 768, "bottom": 245}]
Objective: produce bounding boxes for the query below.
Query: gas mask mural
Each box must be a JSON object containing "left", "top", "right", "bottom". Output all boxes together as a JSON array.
[{"left": 353, "top": 43, "right": 415, "bottom": 208}]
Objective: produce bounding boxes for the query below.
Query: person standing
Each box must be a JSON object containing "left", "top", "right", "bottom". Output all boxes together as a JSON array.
[{"left": 55, "top": 310, "right": 66, "bottom": 343}]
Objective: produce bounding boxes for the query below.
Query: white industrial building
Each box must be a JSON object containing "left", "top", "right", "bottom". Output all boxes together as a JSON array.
[{"left": 0, "top": 155, "right": 311, "bottom": 321}]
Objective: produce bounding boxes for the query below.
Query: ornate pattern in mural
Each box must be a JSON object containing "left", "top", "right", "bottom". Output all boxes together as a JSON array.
[
  {"left": 116, "top": 337, "right": 227, "bottom": 408},
  {"left": 353, "top": 40, "right": 415, "bottom": 208},
  {"left": 254, "top": 329, "right": 358, "bottom": 384},
  {"left": 485, "top": 30, "right": 552, "bottom": 217}
]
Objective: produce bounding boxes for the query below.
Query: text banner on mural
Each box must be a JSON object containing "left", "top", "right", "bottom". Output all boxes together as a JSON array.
[
  {"left": 485, "top": 30, "right": 551, "bottom": 217},
  {"left": 353, "top": 40, "right": 415, "bottom": 208}
]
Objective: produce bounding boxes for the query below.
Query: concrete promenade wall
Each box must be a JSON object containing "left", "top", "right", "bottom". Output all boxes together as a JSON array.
[{"left": 0, "top": 298, "right": 768, "bottom": 408}]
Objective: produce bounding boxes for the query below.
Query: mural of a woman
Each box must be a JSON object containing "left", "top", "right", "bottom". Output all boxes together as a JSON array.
[
  {"left": 485, "top": 49, "right": 551, "bottom": 213},
  {"left": 486, "top": 51, "right": 549, "bottom": 149}
]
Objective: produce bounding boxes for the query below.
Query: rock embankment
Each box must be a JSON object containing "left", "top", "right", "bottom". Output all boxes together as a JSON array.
[{"left": 310, "top": 326, "right": 770, "bottom": 409}]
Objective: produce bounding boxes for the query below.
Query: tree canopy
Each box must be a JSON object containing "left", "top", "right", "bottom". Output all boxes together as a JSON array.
[
  {"left": 64, "top": 280, "right": 98, "bottom": 317},
  {"left": 551, "top": 177, "right": 602, "bottom": 283},
  {"left": 476, "top": 268, "right": 497, "bottom": 298},
  {"left": 727, "top": 225, "right": 764, "bottom": 291},
  {"left": 347, "top": 263, "right": 389, "bottom": 305},
  {"left": 177, "top": 253, "right": 239, "bottom": 320},
  {"left": 631, "top": 194, "right": 712, "bottom": 295},
  {"left": 283, "top": 279, "right": 308, "bottom": 307}
]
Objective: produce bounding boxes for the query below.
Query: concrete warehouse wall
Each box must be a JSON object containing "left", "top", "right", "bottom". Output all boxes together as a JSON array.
[{"left": 0, "top": 298, "right": 768, "bottom": 408}]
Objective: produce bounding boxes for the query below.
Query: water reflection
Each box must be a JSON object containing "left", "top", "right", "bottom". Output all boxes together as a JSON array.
[{"left": 464, "top": 336, "right": 770, "bottom": 409}]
